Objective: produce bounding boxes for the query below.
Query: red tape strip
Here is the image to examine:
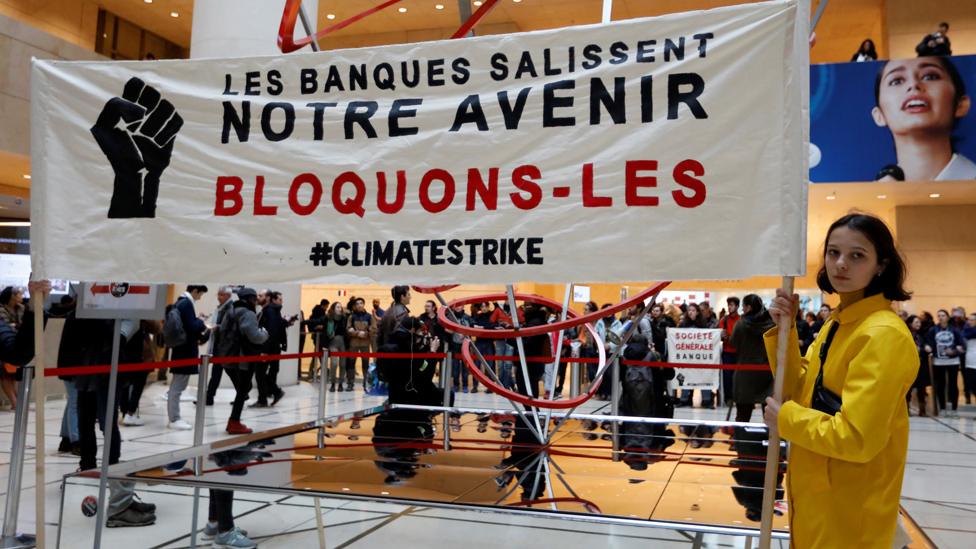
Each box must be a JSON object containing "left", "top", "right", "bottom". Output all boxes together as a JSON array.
[{"left": 44, "top": 350, "right": 768, "bottom": 377}]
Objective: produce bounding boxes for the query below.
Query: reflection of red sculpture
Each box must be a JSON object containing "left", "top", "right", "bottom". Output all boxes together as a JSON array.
[
  {"left": 508, "top": 497, "right": 602, "bottom": 514},
  {"left": 411, "top": 282, "right": 669, "bottom": 409}
]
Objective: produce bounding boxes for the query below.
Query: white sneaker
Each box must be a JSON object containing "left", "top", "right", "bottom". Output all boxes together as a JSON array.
[
  {"left": 122, "top": 414, "right": 145, "bottom": 426},
  {"left": 169, "top": 419, "right": 193, "bottom": 430}
]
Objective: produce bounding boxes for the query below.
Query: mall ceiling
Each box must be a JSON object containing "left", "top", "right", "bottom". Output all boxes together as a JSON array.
[{"left": 97, "top": 0, "right": 869, "bottom": 57}]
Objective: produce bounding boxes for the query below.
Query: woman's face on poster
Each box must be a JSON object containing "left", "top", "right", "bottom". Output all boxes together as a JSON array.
[{"left": 872, "top": 58, "right": 969, "bottom": 137}]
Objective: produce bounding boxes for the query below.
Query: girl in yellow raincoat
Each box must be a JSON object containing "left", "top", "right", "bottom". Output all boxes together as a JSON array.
[{"left": 764, "top": 213, "right": 918, "bottom": 549}]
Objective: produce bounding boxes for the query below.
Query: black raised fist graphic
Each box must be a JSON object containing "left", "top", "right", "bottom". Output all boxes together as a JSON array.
[{"left": 91, "top": 77, "right": 183, "bottom": 218}]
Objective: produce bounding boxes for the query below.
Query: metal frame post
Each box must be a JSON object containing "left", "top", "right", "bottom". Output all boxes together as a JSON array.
[
  {"left": 443, "top": 351, "right": 453, "bottom": 450},
  {"left": 318, "top": 350, "right": 329, "bottom": 422},
  {"left": 1, "top": 366, "right": 35, "bottom": 548},
  {"left": 570, "top": 359, "right": 581, "bottom": 397},
  {"left": 610, "top": 352, "right": 622, "bottom": 462},
  {"left": 505, "top": 285, "right": 545, "bottom": 439},
  {"left": 297, "top": 1, "right": 320, "bottom": 52},
  {"left": 188, "top": 355, "right": 210, "bottom": 549},
  {"left": 313, "top": 348, "right": 329, "bottom": 549},
  {"left": 542, "top": 284, "right": 572, "bottom": 437},
  {"left": 92, "top": 318, "right": 123, "bottom": 549}
]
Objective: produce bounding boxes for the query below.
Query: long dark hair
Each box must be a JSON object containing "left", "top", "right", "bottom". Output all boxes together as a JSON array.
[
  {"left": 859, "top": 39, "right": 877, "bottom": 58},
  {"left": 816, "top": 214, "right": 911, "bottom": 301}
]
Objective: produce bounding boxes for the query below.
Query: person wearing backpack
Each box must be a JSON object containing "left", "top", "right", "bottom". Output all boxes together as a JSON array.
[
  {"left": 346, "top": 297, "right": 377, "bottom": 391},
  {"left": 220, "top": 288, "right": 269, "bottom": 434},
  {"left": 619, "top": 333, "right": 675, "bottom": 470},
  {"left": 448, "top": 303, "right": 475, "bottom": 393},
  {"left": 165, "top": 285, "right": 209, "bottom": 430}
]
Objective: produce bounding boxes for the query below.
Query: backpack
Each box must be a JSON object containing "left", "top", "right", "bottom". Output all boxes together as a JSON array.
[
  {"left": 452, "top": 315, "right": 472, "bottom": 346},
  {"left": 216, "top": 307, "right": 242, "bottom": 358},
  {"left": 163, "top": 301, "right": 186, "bottom": 348}
]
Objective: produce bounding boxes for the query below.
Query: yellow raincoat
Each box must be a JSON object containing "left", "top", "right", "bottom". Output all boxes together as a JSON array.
[{"left": 764, "top": 294, "right": 918, "bottom": 548}]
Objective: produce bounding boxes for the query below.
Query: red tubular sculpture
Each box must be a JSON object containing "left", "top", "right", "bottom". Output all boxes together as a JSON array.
[
  {"left": 277, "top": 0, "right": 502, "bottom": 54},
  {"left": 413, "top": 282, "right": 670, "bottom": 409}
]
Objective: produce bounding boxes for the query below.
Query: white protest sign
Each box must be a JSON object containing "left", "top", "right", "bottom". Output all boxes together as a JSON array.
[
  {"left": 572, "top": 285, "right": 591, "bottom": 303},
  {"left": 31, "top": 0, "right": 807, "bottom": 285},
  {"left": 75, "top": 282, "right": 167, "bottom": 319},
  {"left": 666, "top": 327, "right": 722, "bottom": 390}
]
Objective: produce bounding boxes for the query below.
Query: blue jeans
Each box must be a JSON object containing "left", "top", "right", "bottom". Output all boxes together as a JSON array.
[
  {"left": 60, "top": 379, "right": 79, "bottom": 443},
  {"left": 496, "top": 341, "right": 515, "bottom": 389},
  {"left": 452, "top": 356, "right": 469, "bottom": 390}
]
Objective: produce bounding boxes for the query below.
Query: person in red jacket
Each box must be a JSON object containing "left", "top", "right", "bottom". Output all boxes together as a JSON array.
[{"left": 719, "top": 296, "right": 741, "bottom": 406}]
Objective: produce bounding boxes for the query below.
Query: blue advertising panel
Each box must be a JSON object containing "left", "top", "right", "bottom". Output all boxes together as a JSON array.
[{"left": 811, "top": 54, "right": 976, "bottom": 182}]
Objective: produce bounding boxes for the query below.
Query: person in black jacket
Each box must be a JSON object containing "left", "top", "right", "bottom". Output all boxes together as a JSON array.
[
  {"left": 916, "top": 22, "right": 951, "bottom": 57},
  {"left": 619, "top": 334, "right": 675, "bottom": 470},
  {"left": 379, "top": 316, "right": 443, "bottom": 407},
  {"left": 220, "top": 288, "right": 269, "bottom": 434},
  {"left": 253, "top": 290, "right": 287, "bottom": 407},
  {"left": 729, "top": 294, "right": 776, "bottom": 422},
  {"left": 58, "top": 302, "right": 158, "bottom": 527},
  {"left": 420, "top": 300, "right": 447, "bottom": 386},
  {"left": 167, "top": 285, "right": 208, "bottom": 430},
  {"left": 0, "top": 280, "right": 43, "bottom": 367}
]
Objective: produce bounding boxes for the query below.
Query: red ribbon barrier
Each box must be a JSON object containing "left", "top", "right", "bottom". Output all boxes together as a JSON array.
[{"left": 44, "top": 349, "right": 769, "bottom": 377}]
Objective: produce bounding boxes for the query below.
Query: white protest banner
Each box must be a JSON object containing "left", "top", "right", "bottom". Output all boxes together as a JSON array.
[
  {"left": 666, "top": 327, "right": 722, "bottom": 390},
  {"left": 31, "top": 0, "right": 807, "bottom": 285}
]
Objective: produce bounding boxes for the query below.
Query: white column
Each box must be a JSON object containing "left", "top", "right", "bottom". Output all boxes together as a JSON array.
[{"left": 186, "top": 1, "right": 316, "bottom": 387}]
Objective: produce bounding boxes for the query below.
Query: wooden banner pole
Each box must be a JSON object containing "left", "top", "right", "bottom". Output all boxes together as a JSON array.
[
  {"left": 758, "top": 276, "right": 794, "bottom": 549},
  {"left": 33, "top": 285, "right": 49, "bottom": 549}
]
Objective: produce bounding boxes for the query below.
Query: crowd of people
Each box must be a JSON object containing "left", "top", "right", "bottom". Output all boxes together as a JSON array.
[{"left": 0, "top": 268, "right": 971, "bottom": 546}]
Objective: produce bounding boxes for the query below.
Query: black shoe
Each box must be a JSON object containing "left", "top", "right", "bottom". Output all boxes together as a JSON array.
[
  {"left": 129, "top": 499, "right": 156, "bottom": 514},
  {"left": 249, "top": 401, "right": 269, "bottom": 409},
  {"left": 106, "top": 508, "right": 155, "bottom": 528},
  {"left": 70, "top": 443, "right": 82, "bottom": 456},
  {"left": 58, "top": 437, "right": 72, "bottom": 453},
  {"left": 329, "top": 384, "right": 336, "bottom": 393},
  {"left": 205, "top": 398, "right": 214, "bottom": 406},
  {"left": 271, "top": 389, "right": 285, "bottom": 406},
  {"left": 346, "top": 383, "right": 354, "bottom": 392},
  {"left": 337, "top": 384, "right": 344, "bottom": 392}
]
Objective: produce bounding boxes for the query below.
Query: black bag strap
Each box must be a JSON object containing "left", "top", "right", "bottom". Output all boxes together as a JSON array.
[{"left": 815, "top": 320, "right": 840, "bottom": 389}]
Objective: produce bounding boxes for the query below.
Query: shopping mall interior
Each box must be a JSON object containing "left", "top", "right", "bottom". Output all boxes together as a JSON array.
[{"left": 1, "top": 1, "right": 975, "bottom": 548}]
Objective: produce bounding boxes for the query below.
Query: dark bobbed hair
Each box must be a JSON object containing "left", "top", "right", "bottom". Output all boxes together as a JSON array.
[
  {"left": 391, "top": 285, "right": 410, "bottom": 304},
  {"left": 584, "top": 301, "right": 598, "bottom": 313},
  {"left": 816, "top": 213, "right": 912, "bottom": 301},
  {"left": 186, "top": 284, "right": 209, "bottom": 294},
  {"left": 875, "top": 56, "right": 966, "bottom": 108},
  {"left": 726, "top": 296, "right": 740, "bottom": 306},
  {"left": 742, "top": 294, "right": 764, "bottom": 314},
  {"left": 0, "top": 286, "right": 13, "bottom": 306}
]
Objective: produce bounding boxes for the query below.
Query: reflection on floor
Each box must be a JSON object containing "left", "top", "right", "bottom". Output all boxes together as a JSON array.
[{"left": 2, "top": 380, "right": 973, "bottom": 547}]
